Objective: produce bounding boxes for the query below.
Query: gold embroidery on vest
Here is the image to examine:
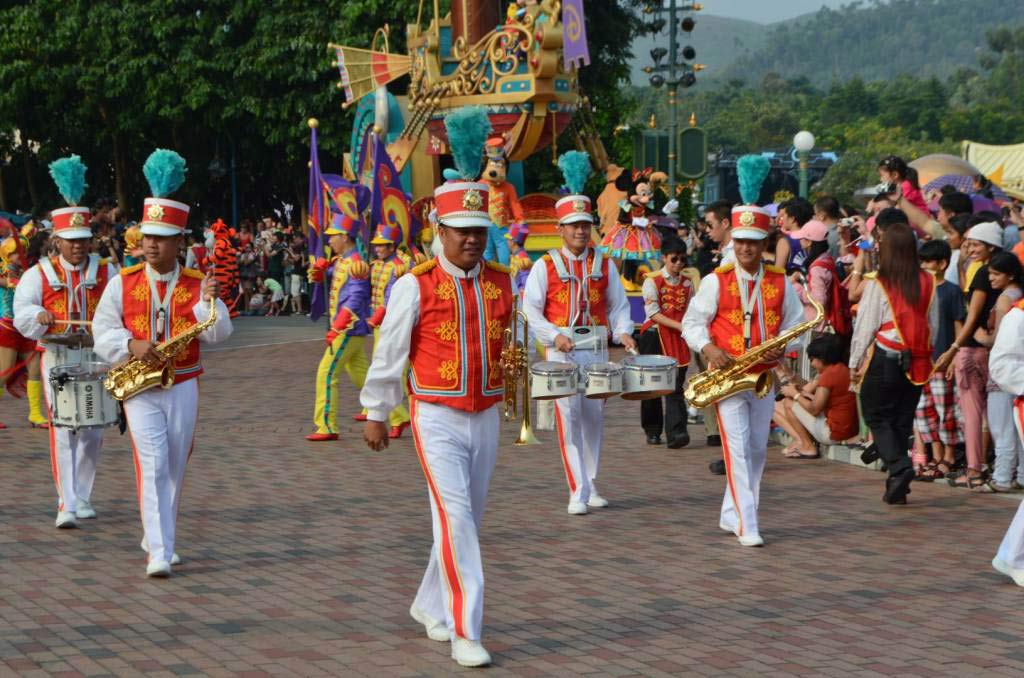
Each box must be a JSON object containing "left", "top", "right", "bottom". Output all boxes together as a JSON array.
[
  {"left": 589, "top": 287, "right": 601, "bottom": 304},
  {"left": 173, "top": 287, "right": 193, "bottom": 305},
  {"left": 481, "top": 281, "right": 502, "bottom": 301},
  {"left": 51, "top": 299, "right": 66, "bottom": 316},
  {"left": 438, "top": 359, "right": 458, "bottom": 382},
  {"left": 554, "top": 287, "right": 570, "bottom": 304},
  {"left": 762, "top": 281, "right": 780, "bottom": 301},
  {"left": 764, "top": 309, "right": 780, "bottom": 328},
  {"left": 726, "top": 309, "right": 744, "bottom": 326},
  {"left": 727, "top": 281, "right": 739, "bottom": 297},
  {"left": 172, "top": 316, "right": 195, "bottom": 336},
  {"left": 435, "top": 320, "right": 458, "bottom": 343},
  {"left": 131, "top": 315, "right": 149, "bottom": 335},
  {"left": 130, "top": 285, "right": 149, "bottom": 302},
  {"left": 435, "top": 280, "right": 456, "bottom": 301},
  {"left": 486, "top": 319, "right": 503, "bottom": 341},
  {"left": 729, "top": 335, "right": 744, "bottom": 353}
]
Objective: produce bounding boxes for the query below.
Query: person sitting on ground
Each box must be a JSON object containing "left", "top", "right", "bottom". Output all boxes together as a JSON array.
[{"left": 774, "top": 334, "right": 860, "bottom": 458}]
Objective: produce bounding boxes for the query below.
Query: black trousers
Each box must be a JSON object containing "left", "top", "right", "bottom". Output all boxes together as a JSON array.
[
  {"left": 639, "top": 328, "right": 689, "bottom": 441},
  {"left": 859, "top": 350, "right": 922, "bottom": 477}
]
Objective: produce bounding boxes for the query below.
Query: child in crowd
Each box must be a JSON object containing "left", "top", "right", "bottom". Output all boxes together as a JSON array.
[
  {"left": 878, "top": 155, "right": 928, "bottom": 215},
  {"left": 775, "top": 334, "right": 859, "bottom": 458},
  {"left": 913, "top": 240, "right": 966, "bottom": 479}
]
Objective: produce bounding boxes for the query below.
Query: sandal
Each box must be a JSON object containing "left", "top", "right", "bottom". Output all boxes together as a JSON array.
[
  {"left": 947, "top": 472, "right": 985, "bottom": 489},
  {"left": 915, "top": 462, "right": 941, "bottom": 482},
  {"left": 781, "top": 442, "right": 800, "bottom": 456},
  {"left": 974, "top": 480, "right": 1014, "bottom": 493}
]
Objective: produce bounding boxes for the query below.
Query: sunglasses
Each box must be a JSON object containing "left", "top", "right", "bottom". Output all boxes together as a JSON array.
[{"left": 665, "top": 255, "right": 684, "bottom": 263}]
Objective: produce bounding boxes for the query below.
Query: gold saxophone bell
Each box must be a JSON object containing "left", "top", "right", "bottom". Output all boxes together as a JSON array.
[{"left": 501, "top": 296, "right": 540, "bottom": 446}]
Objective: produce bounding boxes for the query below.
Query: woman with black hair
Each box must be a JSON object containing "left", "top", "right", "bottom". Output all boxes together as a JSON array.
[
  {"left": 975, "top": 252, "right": 1024, "bottom": 492},
  {"left": 850, "top": 223, "right": 938, "bottom": 504}
]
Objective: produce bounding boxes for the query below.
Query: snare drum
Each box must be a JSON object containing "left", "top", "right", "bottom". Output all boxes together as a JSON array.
[
  {"left": 529, "top": 361, "right": 579, "bottom": 400},
  {"left": 621, "top": 355, "right": 677, "bottom": 401},
  {"left": 49, "top": 361, "right": 118, "bottom": 429},
  {"left": 45, "top": 344, "right": 99, "bottom": 370},
  {"left": 583, "top": 362, "right": 623, "bottom": 399}
]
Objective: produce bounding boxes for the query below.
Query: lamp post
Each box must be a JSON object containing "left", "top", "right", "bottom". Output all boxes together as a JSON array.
[{"left": 793, "top": 130, "right": 815, "bottom": 199}]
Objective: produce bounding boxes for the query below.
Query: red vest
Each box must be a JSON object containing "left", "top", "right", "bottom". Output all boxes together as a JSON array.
[
  {"left": 39, "top": 256, "right": 110, "bottom": 337},
  {"left": 709, "top": 264, "right": 787, "bottom": 374},
  {"left": 408, "top": 259, "right": 513, "bottom": 413},
  {"left": 646, "top": 271, "right": 692, "bottom": 366},
  {"left": 120, "top": 264, "right": 206, "bottom": 385},
  {"left": 542, "top": 249, "right": 610, "bottom": 327},
  {"left": 875, "top": 270, "right": 934, "bottom": 385}
]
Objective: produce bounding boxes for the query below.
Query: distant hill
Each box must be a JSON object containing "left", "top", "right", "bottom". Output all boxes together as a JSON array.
[
  {"left": 715, "top": 0, "right": 1023, "bottom": 88},
  {"left": 627, "top": 14, "right": 768, "bottom": 85}
]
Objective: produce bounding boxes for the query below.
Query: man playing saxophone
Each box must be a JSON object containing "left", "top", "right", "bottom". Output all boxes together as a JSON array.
[
  {"left": 92, "top": 150, "right": 233, "bottom": 577},
  {"left": 681, "top": 205, "right": 804, "bottom": 547}
]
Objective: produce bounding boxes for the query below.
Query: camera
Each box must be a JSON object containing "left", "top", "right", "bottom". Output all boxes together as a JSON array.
[{"left": 839, "top": 218, "right": 855, "bottom": 228}]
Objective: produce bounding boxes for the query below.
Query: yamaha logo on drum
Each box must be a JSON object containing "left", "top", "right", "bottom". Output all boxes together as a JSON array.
[{"left": 85, "top": 384, "right": 94, "bottom": 419}]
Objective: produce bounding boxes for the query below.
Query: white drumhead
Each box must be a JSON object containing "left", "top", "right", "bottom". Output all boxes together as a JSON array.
[
  {"left": 530, "top": 361, "right": 576, "bottom": 376},
  {"left": 584, "top": 361, "right": 623, "bottom": 376},
  {"left": 622, "top": 354, "right": 677, "bottom": 369}
]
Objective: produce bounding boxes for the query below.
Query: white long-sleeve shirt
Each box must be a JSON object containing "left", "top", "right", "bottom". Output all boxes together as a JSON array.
[
  {"left": 990, "top": 306, "right": 1024, "bottom": 395},
  {"left": 91, "top": 265, "right": 233, "bottom": 365},
  {"left": 359, "top": 253, "right": 516, "bottom": 422},
  {"left": 681, "top": 264, "right": 806, "bottom": 355},
  {"left": 521, "top": 247, "right": 633, "bottom": 347},
  {"left": 848, "top": 277, "right": 939, "bottom": 370},
  {"left": 13, "top": 256, "right": 119, "bottom": 341}
]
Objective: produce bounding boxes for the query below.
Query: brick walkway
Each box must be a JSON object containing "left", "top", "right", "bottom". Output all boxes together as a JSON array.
[{"left": 2, "top": 318, "right": 1024, "bottom": 677}]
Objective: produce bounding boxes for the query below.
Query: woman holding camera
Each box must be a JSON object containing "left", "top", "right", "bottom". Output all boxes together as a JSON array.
[{"left": 849, "top": 223, "right": 938, "bottom": 505}]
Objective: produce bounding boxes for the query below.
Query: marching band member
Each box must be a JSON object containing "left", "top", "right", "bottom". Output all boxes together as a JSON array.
[
  {"left": 522, "top": 151, "right": 636, "bottom": 515},
  {"left": 990, "top": 298, "right": 1024, "bottom": 588},
  {"left": 362, "top": 222, "right": 411, "bottom": 437},
  {"left": 639, "top": 236, "right": 695, "bottom": 448},
  {"left": 361, "top": 108, "right": 512, "bottom": 666},
  {"left": 92, "top": 150, "right": 232, "bottom": 577},
  {"left": 681, "top": 204, "right": 805, "bottom": 547},
  {"left": 13, "top": 156, "right": 117, "bottom": 527},
  {"left": 306, "top": 213, "right": 371, "bottom": 441}
]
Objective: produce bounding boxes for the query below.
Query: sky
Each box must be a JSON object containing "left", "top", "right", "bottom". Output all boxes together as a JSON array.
[{"left": 701, "top": 0, "right": 852, "bottom": 24}]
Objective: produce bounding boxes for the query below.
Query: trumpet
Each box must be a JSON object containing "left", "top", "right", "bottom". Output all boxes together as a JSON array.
[{"left": 500, "top": 296, "right": 540, "bottom": 446}]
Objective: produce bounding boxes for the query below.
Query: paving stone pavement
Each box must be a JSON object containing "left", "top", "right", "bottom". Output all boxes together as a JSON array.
[{"left": 2, "top": 318, "right": 1024, "bottom": 677}]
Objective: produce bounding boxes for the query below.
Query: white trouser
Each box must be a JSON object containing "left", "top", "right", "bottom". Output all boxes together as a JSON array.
[
  {"left": 989, "top": 390, "right": 1024, "bottom": 486},
  {"left": 41, "top": 352, "right": 104, "bottom": 514},
  {"left": 547, "top": 347, "right": 606, "bottom": 504},
  {"left": 715, "top": 386, "right": 775, "bottom": 538},
  {"left": 125, "top": 379, "right": 199, "bottom": 565},
  {"left": 410, "top": 399, "right": 498, "bottom": 642},
  {"left": 996, "top": 398, "right": 1024, "bottom": 570}
]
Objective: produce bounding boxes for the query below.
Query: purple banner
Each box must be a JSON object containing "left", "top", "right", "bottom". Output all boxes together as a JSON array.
[
  {"left": 562, "top": 0, "right": 590, "bottom": 70},
  {"left": 306, "top": 125, "right": 327, "bottom": 322}
]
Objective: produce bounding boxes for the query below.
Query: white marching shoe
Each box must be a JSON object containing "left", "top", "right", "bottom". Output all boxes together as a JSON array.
[
  {"left": 141, "top": 539, "right": 181, "bottom": 566},
  {"left": 410, "top": 605, "right": 451, "bottom": 642},
  {"left": 146, "top": 560, "right": 172, "bottom": 578},
  {"left": 992, "top": 557, "right": 1024, "bottom": 587},
  {"left": 451, "top": 637, "right": 492, "bottom": 667},
  {"left": 55, "top": 511, "right": 78, "bottom": 529},
  {"left": 719, "top": 521, "right": 736, "bottom": 535},
  {"left": 75, "top": 500, "right": 97, "bottom": 520},
  {"left": 737, "top": 533, "right": 765, "bottom": 547},
  {"left": 587, "top": 493, "right": 609, "bottom": 509},
  {"left": 567, "top": 500, "right": 588, "bottom": 515}
]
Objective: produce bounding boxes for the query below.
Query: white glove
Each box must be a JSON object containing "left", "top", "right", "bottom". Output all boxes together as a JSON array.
[{"left": 662, "top": 198, "right": 679, "bottom": 216}]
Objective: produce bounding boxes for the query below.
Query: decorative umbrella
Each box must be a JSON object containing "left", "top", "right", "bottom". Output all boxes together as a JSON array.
[{"left": 923, "top": 174, "right": 1009, "bottom": 202}]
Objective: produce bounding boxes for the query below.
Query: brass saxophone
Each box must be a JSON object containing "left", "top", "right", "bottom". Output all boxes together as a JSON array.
[
  {"left": 684, "top": 297, "right": 824, "bottom": 409},
  {"left": 104, "top": 298, "right": 218, "bottom": 401},
  {"left": 499, "top": 296, "right": 540, "bottom": 446}
]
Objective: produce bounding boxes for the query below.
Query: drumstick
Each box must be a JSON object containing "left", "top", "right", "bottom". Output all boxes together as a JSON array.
[{"left": 52, "top": 319, "right": 92, "bottom": 326}]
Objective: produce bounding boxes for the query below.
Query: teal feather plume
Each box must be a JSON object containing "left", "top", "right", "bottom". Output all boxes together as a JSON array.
[
  {"left": 443, "top": 107, "right": 491, "bottom": 181},
  {"left": 737, "top": 155, "right": 770, "bottom": 205},
  {"left": 557, "top": 151, "right": 592, "bottom": 195},
  {"left": 143, "top": 149, "right": 187, "bottom": 198},
  {"left": 48, "top": 155, "right": 88, "bottom": 206}
]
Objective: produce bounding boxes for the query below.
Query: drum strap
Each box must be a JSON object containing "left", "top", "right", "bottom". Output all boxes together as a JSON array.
[
  {"left": 82, "top": 254, "right": 99, "bottom": 288},
  {"left": 39, "top": 257, "right": 64, "bottom": 290}
]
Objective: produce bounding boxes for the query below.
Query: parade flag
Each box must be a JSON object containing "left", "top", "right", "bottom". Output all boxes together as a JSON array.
[
  {"left": 361, "top": 132, "right": 421, "bottom": 250},
  {"left": 562, "top": 0, "right": 591, "bottom": 69},
  {"left": 306, "top": 123, "right": 329, "bottom": 322},
  {"left": 321, "top": 174, "right": 371, "bottom": 245}
]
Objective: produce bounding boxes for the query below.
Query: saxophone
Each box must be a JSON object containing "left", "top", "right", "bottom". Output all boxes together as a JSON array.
[
  {"left": 104, "top": 298, "right": 218, "bottom": 401},
  {"left": 684, "top": 297, "right": 824, "bottom": 409}
]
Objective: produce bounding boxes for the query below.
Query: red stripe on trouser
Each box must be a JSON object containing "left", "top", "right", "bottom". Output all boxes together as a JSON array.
[
  {"left": 554, "top": 400, "right": 577, "bottom": 493},
  {"left": 39, "top": 365, "right": 63, "bottom": 512},
  {"left": 1014, "top": 398, "right": 1024, "bottom": 447},
  {"left": 715, "top": 405, "right": 744, "bottom": 537},
  {"left": 409, "top": 400, "right": 467, "bottom": 639}
]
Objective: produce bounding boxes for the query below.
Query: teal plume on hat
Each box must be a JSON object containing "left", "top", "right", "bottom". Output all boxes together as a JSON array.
[
  {"left": 737, "top": 154, "right": 770, "bottom": 205},
  {"left": 143, "top": 149, "right": 187, "bottom": 198},
  {"left": 443, "top": 107, "right": 491, "bottom": 181},
  {"left": 557, "top": 151, "right": 592, "bottom": 195},
  {"left": 48, "top": 155, "right": 88, "bottom": 206}
]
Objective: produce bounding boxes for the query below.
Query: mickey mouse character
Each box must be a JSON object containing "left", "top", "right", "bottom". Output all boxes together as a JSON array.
[{"left": 599, "top": 168, "right": 662, "bottom": 261}]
